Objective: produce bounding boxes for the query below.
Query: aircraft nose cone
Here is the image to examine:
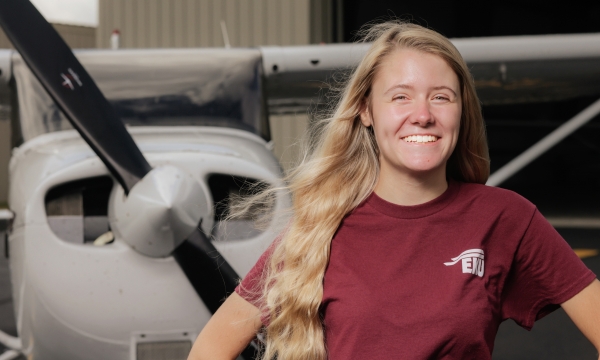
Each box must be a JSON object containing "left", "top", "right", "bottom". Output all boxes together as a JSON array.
[{"left": 109, "top": 165, "right": 211, "bottom": 257}]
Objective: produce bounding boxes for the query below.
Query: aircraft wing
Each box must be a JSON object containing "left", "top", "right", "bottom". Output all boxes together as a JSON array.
[{"left": 261, "top": 33, "right": 600, "bottom": 114}]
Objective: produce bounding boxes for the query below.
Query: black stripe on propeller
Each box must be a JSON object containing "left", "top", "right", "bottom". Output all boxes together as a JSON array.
[{"left": 0, "top": 1, "right": 255, "bottom": 358}]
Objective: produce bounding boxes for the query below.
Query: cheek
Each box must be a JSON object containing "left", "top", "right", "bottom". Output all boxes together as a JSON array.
[
  {"left": 372, "top": 107, "right": 406, "bottom": 136},
  {"left": 455, "top": 108, "right": 462, "bottom": 130},
  {"left": 447, "top": 114, "right": 462, "bottom": 153},
  {"left": 455, "top": 112, "right": 462, "bottom": 138},
  {"left": 447, "top": 108, "right": 462, "bottom": 138},
  {"left": 386, "top": 105, "right": 411, "bottom": 123},
  {"left": 452, "top": 116, "right": 461, "bottom": 139}
]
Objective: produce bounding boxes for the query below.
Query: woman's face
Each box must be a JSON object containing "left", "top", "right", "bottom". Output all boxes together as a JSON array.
[{"left": 361, "top": 48, "right": 461, "bottom": 179}]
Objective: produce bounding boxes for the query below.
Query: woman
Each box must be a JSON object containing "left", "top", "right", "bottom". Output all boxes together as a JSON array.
[{"left": 188, "top": 22, "right": 600, "bottom": 359}]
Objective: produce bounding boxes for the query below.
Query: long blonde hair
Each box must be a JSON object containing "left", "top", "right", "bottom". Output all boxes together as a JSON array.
[{"left": 256, "top": 21, "right": 489, "bottom": 360}]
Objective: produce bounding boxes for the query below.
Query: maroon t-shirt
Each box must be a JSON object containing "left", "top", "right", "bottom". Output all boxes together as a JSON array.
[{"left": 236, "top": 181, "right": 596, "bottom": 359}]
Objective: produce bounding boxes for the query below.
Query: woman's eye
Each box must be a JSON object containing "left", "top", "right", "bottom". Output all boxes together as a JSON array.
[
  {"left": 433, "top": 95, "right": 450, "bottom": 101},
  {"left": 393, "top": 95, "right": 408, "bottom": 100}
]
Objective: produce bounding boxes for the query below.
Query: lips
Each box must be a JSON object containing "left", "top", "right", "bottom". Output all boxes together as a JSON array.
[{"left": 401, "top": 135, "right": 439, "bottom": 143}]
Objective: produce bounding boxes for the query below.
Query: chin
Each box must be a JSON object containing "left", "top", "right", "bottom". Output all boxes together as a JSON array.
[{"left": 403, "top": 162, "right": 447, "bottom": 176}]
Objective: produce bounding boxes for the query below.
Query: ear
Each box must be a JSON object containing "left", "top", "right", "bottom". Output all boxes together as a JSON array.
[{"left": 359, "top": 101, "right": 372, "bottom": 127}]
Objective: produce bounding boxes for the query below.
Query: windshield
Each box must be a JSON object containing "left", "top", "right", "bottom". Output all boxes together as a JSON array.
[{"left": 12, "top": 48, "right": 269, "bottom": 142}]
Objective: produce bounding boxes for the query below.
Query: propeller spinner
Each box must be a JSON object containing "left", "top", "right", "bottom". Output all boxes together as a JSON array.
[{"left": 109, "top": 165, "right": 213, "bottom": 257}]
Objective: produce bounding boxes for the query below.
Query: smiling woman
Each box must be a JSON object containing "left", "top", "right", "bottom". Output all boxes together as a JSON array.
[{"left": 188, "top": 21, "right": 600, "bottom": 360}]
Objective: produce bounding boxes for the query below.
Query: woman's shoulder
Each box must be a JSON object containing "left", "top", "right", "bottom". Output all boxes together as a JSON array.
[{"left": 457, "top": 181, "right": 536, "bottom": 213}]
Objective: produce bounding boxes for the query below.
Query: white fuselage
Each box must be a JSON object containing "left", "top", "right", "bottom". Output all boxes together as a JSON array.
[{"left": 7, "top": 126, "right": 288, "bottom": 359}]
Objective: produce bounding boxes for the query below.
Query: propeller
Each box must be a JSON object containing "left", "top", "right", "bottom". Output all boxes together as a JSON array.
[{"left": 0, "top": 1, "right": 255, "bottom": 358}]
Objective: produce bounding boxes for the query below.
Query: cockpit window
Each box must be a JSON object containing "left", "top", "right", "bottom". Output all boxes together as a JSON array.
[{"left": 12, "top": 48, "right": 269, "bottom": 142}]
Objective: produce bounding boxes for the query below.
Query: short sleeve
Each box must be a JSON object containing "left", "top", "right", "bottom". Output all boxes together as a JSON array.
[
  {"left": 501, "top": 209, "right": 596, "bottom": 330},
  {"left": 235, "top": 240, "right": 277, "bottom": 325}
]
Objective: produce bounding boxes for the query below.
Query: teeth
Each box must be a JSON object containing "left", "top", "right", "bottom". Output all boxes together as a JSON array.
[{"left": 402, "top": 135, "right": 438, "bottom": 143}]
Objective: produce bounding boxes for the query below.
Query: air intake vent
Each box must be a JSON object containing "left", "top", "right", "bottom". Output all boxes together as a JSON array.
[
  {"left": 132, "top": 330, "right": 196, "bottom": 360},
  {"left": 45, "top": 176, "right": 113, "bottom": 244},
  {"left": 136, "top": 341, "right": 192, "bottom": 360},
  {"left": 207, "top": 174, "right": 273, "bottom": 241}
]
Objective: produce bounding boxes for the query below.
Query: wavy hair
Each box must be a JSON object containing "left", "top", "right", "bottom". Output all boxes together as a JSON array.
[{"left": 252, "top": 21, "right": 489, "bottom": 360}]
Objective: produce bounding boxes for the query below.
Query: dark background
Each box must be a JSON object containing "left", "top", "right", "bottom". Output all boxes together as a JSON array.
[{"left": 341, "top": 0, "right": 600, "bottom": 40}]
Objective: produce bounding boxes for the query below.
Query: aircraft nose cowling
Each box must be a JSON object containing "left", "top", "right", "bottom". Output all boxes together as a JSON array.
[{"left": 108, "top": 165, "right": 212, "bottom": 257}]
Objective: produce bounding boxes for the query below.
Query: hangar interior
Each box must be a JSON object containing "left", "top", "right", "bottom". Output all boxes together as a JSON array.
[{"left": 1, "top": 1, "right": 600, "bottom": 359}]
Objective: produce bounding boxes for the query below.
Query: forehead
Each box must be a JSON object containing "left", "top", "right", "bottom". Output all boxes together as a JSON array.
[{"left": 373, "top": 48, "right": 459, "bottom": 91}]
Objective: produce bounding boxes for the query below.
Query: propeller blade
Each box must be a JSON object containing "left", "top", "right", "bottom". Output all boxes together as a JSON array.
[
  {"left": 0, "top": 0, "right": 150, "bottom": 193},
  {"left": 173, "top": 227, "right": 241, "bottom": 313},
  {"left": 173, "top": 228, "right": 258, "bottom": 359}
]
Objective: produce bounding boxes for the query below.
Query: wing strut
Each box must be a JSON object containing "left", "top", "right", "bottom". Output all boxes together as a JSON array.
[{"left": 486, "top": 97, "right": 600, "bottom": 186}]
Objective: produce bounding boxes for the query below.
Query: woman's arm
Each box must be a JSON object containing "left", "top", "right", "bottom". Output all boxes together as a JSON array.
[
  {"left": 561, "top": 279, "right": 600, "bottom": 359},
  {"left": 188, "top": 292, "right": 263, "bottom": 360}
]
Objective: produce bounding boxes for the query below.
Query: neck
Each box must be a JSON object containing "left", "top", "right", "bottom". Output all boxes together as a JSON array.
[{"left": 374, "top": 165, "right": 448, "bottom": 206}]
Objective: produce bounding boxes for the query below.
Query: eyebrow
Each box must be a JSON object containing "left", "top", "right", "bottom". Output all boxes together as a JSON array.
[{"left": 385, "top": 84, "right": 457, "bottom": 96}]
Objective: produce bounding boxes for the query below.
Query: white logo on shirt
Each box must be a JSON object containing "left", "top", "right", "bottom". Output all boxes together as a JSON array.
[{"left": 444, "top": 249, "right": 485, "bottom": 277}]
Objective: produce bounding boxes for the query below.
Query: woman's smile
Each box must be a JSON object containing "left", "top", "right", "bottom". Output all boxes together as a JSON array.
[{"left": 401, "top": 135, "right": 440, "bottom": 144}]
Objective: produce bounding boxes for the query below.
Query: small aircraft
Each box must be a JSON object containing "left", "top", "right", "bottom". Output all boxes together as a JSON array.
[{"left": 0, "top": 0, "right": 600, "bottom": 359}]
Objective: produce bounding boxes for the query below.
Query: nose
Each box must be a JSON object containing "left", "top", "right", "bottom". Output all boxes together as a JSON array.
[{"left": 410, "top": 100, "right": 434, "bottom": 126}]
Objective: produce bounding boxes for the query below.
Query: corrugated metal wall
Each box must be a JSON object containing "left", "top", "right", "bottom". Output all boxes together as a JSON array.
[
  {"left": 309, "top": 0, "right": 341, "bottom": 43},
  {"left": 52, "top": 24, "right": 97, "bottom": 48},
  {"left": 0, "top": 23, "right": 96, "bottom": 49},
  {"left": 97, "top": 0, "right": 311, "bottom": 48},
  {"left": 269, "top": 113, "right": 310, "bottom": 170},
  {"left": 98, "top": 0, "right": 318, "bottom": 172}
]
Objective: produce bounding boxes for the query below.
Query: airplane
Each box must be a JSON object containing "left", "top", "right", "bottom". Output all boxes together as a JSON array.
[{"left": 0, "top": 0, "right": 600, "bottom": 359}]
